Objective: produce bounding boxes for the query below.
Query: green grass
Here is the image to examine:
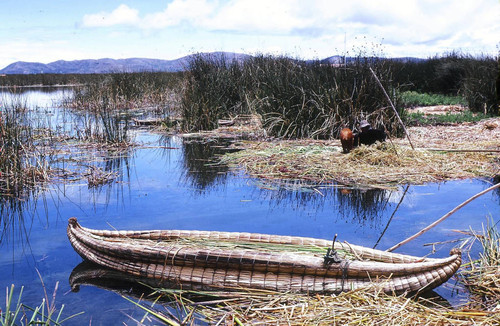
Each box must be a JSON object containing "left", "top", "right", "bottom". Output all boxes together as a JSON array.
[
  {"left": 1, "top": 284, "right": 83, "bottom": 325},
  {"left": 406, "top": 110, "right": 490, "bottom": 126},
  {"left": 399, "top": 91, "right": 466, "bottom": 107}
]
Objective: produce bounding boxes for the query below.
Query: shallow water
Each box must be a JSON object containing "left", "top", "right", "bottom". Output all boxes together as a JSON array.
[{"left": 0, "top": 89, "right": 499, "bottom": 325}]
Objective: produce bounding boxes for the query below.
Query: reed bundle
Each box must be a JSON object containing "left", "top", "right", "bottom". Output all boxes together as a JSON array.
[{"left": 67, "top": 218, "right": 461, "bottom": 295}]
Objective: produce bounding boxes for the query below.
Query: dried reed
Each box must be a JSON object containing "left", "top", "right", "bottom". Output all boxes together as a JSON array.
[
  {"left": 137, "top": 285, "right": 500, "bottom": 325},
  {"left": 459, "top": 220, "right": 500, "bottom": 311},
  {"left": 221, "top": 140, "right": 498, "bottom": 188}
]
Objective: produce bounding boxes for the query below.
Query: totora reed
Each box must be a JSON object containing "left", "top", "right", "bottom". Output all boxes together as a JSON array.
[{"left": 67, "top": 218, "right": 461, "bottom": 295}]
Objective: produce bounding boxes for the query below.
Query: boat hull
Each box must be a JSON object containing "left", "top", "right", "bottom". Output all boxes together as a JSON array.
[{"left": 67, "top": 218, "right": 461, "bottom": 294}]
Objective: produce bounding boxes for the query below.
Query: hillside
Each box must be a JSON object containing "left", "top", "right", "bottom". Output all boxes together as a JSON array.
[
  {"left": 0, "top": 52, "right": 251, "bottom": 74},
  {"left": 0, "top": 53, "right": 424, "bottom": 75}
]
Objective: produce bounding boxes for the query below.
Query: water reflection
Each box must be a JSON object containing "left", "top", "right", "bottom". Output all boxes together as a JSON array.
[
  {"left": 0, "top": 86, "right": 72, "bottom": 108},
  {"left": 0, "top": 194, "right": 38, "bottom": 245},
  {"left": 335, "top": 187, "right": 391, "bottom": 225},
  {"left": 86, "top": 149, "right": 133, "bottom": 210},
  {"left": 180, "top": 139, "right": 231, "bottom": 192},
  {"left": 69, "top": 261, "right": 207, "bottom": 324},
  {"left": 0, "top": 86, "right": 73, "bottom": 94},
  {"left": 251, "top": 180, "right": 392, "bottom": 228}
]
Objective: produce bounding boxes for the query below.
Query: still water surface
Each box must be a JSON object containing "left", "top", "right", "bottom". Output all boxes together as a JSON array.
[{"left": 0, "top": 89, "right": 499, "bottom": 325}]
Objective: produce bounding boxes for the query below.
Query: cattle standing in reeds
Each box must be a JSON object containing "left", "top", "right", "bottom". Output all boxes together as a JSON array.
[{"left": 340, "top": 128, "right": 354, "bottom": 153}]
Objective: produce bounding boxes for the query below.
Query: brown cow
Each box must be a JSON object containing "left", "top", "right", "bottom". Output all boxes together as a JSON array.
[{"left": 340, "top": 128, "right": 354, "bottom": 153}]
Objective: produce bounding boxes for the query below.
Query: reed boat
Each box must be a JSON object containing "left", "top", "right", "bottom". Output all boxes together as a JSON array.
[{"left": 67, "top": 218, "right": 461, "bottom": 294}]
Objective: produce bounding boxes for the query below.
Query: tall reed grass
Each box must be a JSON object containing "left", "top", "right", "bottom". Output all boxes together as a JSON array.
[
  {"left": 69, "top": 83, "right": 130, "bottom": 144},
  {"left": 70, "top": 72, "right": 183, "bottom": 115},
  {"left": 182, "top": 53, "right": 401, "bottom": 138},
  {"left": 67, "top": 72, "right": 184, "bottom": 143},
  {"left": 0, "top": 92, "right": 49, "bottom": 197}
]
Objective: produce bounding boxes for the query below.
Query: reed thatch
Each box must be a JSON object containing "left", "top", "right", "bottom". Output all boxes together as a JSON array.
[{"left": 67, "top": 218, "right": 461, "bottom": 295}]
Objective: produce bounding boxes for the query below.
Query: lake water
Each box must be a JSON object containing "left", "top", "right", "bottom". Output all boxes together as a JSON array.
[{"left": 0, "top": 89, "right": 499, "bottom": 325}]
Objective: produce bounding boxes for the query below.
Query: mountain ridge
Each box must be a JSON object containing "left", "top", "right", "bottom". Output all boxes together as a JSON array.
[{"left": 0, "top": 52, "right": 423, "bottom": 75}]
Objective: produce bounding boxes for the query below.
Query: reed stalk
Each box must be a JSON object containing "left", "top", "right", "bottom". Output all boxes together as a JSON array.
[
  {"left": 459, "top": 219, "right": 500, "bottom": 311},
  {"left": 0, "top": 284, "right": 82, "bottom": 325},
  {"left": 129, "top": 285, "right": 500, "bottom": 325},
  {"left": 181, "top": 53, "right": 401, "bottom": 138},
  {"left": 0, "top": 92, "right": 50, "bottom": 197}
]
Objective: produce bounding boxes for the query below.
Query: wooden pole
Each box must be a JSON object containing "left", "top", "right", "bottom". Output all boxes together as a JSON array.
[
  {"left": 369, "top": 67, "right": 415, "bottom": 150},
  {"left": 426, "top": 148, "right": 500, "bottom": 153},
  {"left": 386, "top": 182, "right": 500, "bottom": 252}
]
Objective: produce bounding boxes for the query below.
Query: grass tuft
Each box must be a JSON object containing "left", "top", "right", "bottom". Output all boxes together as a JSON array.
[
  {"left": 459, "top": 219, "right": 500, "bottom": 311},
  {"left": 0, "top": 283, "right": 83, "bottom": 325}
]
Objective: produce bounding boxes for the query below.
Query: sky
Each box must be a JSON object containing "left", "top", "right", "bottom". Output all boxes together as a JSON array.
[{"left": 1, "top": 0, "right": 499, "bottom": 69}]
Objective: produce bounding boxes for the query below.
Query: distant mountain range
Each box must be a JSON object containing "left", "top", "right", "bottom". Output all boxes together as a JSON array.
[{"left": 0, "top": 52, "right": 423, "bottom": 75}]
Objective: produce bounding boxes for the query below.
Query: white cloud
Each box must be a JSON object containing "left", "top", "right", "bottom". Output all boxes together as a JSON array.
[
  {"left": 82, "top": 4, "right": 140, "bottom": 27},
  {"left": 141, "top": 0, "right": 216, "bottom": 29},
  {"left": 77, "top": 0, "right": 499, "bottom": 58},
  {"left": 204, "top": 0, "right": 311, "bottom": 34}
]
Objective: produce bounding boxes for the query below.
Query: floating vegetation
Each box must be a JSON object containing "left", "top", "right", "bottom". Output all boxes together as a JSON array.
[
  {"left": 0, "top": 90, "right": 133, "bottom": 199},
  {"left": 220, "top": 118, "right": 500, "bottom": 188},
  {"left": 85, "top": 165, "right": 120, "bottom": 188},
  {"left": 182, "top": 114, "right": 265, "bottom": 141},
  {"left": 221, "top": 141, "right": 498, "bottom": 188}
]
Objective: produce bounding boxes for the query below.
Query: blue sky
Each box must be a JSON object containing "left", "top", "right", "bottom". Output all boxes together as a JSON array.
[{"left": 1, "top": 0, "right": 499, "bottom": 69}]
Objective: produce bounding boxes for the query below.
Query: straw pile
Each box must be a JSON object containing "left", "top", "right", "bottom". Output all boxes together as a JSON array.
[
  {"left": 136, "top": 286, "right": 500, "bottom": 325},
  {"left": 220, "top": 118, "right": 500, "bottom": 187},
  {"left": 398, "top": 118, "right": 500, "bottom": 150}
]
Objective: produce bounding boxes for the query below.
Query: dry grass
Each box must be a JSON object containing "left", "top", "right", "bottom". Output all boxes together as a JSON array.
[
  {"left": 459, "top": 221, "right": 500, "bottom": 312},
  {"left": 220, "top": 118, "right": 500, "bottom": 188},
  {"left": 182, "top": 114, "right": 266, "bottom": 140},
  {"left": 141, "top": 285, "right": 500, "bottom": 325},
  {"left": 397, "top": 117, "right": 500, "bottom": 150}
]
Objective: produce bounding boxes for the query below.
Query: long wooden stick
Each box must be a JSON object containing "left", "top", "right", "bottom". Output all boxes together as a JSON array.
[
  {"left": 386, "top": 182, "right": 500, "bottom": 252},
  {"left": 426, "top": 148, "right": 500, "bottom": 153},
  {"left": 369, "top": 67, "right": 415, "bottom": 150},
  {"left": 373, "top": 185, "right": 410, "bottom": 249}
]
